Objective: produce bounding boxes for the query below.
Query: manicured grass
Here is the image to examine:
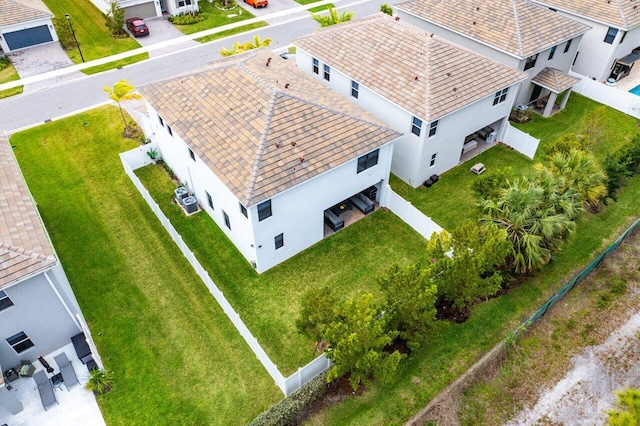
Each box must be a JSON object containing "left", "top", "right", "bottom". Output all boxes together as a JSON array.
[
  {"left": 42, "top": 0, "right": 141, "bottom": 63},
  {"left": 294, "top": 0, "right": 322, "bottom": 5},
  {"left": 0, "top": 61, "right": 23, "bottom": 99},
  {"left": 137, "top": 165, "right": 431, "bottom": 374},
  {"left": 309, "top": 3, "right": 335, "bottom": 12},
  {"left": 171, "top": 0, "right": 257, "bottom": 35},
  {"left": 0, "top": 86, "right": 23, "bottom": 99},
  {"left": 195, "top": 21, "right": 268, "bottom": 43},
  {"left": 10, "top": 106, "right": 280, "bottom": 425},
  {"left": 82, "top": 53, "right": 149, "bottom": 75}
]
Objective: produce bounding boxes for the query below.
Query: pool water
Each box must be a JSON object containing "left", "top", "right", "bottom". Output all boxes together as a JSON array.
[{"left": 629, "top": 84, "right": 640, "bottom": 95}]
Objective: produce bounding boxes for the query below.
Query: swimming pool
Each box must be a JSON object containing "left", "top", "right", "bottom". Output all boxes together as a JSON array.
[{"left": 629, "top": 84, "right": 640, "bottom": 96}]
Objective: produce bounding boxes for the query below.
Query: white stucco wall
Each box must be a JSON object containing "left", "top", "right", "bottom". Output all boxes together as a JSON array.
[
  {"left": 0, "top": 17, "right": 58, "bottom": 52},
  {"left": 294, "top": 48, "right": 519, "bottom": 187},
  {"left": 145, "top": 101, "right": 395, "bottom": 273}
]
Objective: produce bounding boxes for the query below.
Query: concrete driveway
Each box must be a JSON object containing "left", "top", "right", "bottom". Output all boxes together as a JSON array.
[
  {"left": 236, "top": 0, "right": 309, "bottom": 24},
  {"left": 124, "top": 17, "right": 199, "bottom": 57}
]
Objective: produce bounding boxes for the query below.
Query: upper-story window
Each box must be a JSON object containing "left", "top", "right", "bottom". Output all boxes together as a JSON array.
[
  {"left": 563, "top": 39, "right": 572, "bottom": 53},
  {"left": 7, "top": 331, "right": 34, "bottom": 354},
  {"left": 411, "top": 116, "right": 422, "bottom": 136},
  {"left": 312, "top": 58, "right": 319, "bottom": 74},
  {"left": 274, "top": 233, "right": 284, "bottom": 250},
  {"left": 223, "top": 210, "right": 231, "bottom": 230},
  {"left": 0, "top": 291, "right": 14, "bottom": 312},
  {"left": 620, "top": 31, "right": 627, "bottom": 44},
  {"left": 206, "top": 191, "right": 214, "bottom": 210},
  {"left": 323, "top": 64, "right": 331, "bottom": 81},
  {"left": 493, "top": 88, "right": 509, "bottom": 106},
  {"left": 167, "top": 125, "right": 173, "bottom": 137},
  {"left": 258, "top": 200, "right": 272, "bottom": 221},
  {"left": 604, "top": 27, "right": 618, "bottom": 44},
  {"left": 548, "top": 45, "right": 557, "bottom": 60},
  {"left": 524, "top": 53, "right": 538, "bottom": 71},
  {"left": 158, "top": 115, "right": 164, "bottom": 126},
  {"left": 430, "top": 153, "right": 437, "bottom": 167},
  {"left": 239, "top": 202, "right": 248, "bottom": 218},
  {"left": 351, "top": 81, "right": 359, "bottom": 99},
  {"left": 428, "top": 120, "right": 439, "bottom": 137},
  {"left": 189, "top": 147, "right": 195, "bottom": 161},
  {"left": 357, "top": 149, "right": 379, "bottom": 173}
]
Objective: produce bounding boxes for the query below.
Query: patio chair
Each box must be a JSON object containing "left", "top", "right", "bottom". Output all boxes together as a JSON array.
[
  {"left": 54, "top": 352, "right": 79, "bottom": 389},
  {"left": 33, "top": 370, "right": 58, "bottom": 411}
]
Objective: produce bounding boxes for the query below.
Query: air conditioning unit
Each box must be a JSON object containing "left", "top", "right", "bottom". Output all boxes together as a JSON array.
[
  {"left": 183, "top": 196, "right": 198, "bottom": 214},
  {"left": 174, "top": 187, "right": 188, "bottom": 204}
]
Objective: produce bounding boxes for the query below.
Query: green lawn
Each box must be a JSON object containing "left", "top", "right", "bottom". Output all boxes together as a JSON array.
[
  {"left": 10, "top": 106, "right": 279, "bottom": 425},
  {"left": 82, "top": 53, "right": 149, "bottom": 75},
  {"left": 136, "top": 165, "right": 431, "bottom": 374},
  {"left": 0, "top": 61, "right": 23, "bottom": 98},
  {"left": 171, "top": 0, "right": 257, "bottom": 35},
  {"left": 42, "top": 0, "right": 141, "bottom": 63},
  {"left": 294, "top": 0, "right": 323, "bottom": 5},
  {"left": 195, "top": 21, "right": 268, "bottom": 43},
  {"left": 308, "top": 3, "right": 335, "bottom": 12}
]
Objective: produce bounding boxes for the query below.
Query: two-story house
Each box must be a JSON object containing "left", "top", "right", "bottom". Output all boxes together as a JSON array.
[
  {"left": 530, "top": 0, "right": 640, "bottom": 82},
  {"left": 138, "top": 49, "right": 401, "bottom": 273},
  {"left": 396, "top": 0, "right": 590, "bottom": 116},
  {"left": 293, "top": 14, "right": 528, "bottom": 188}
]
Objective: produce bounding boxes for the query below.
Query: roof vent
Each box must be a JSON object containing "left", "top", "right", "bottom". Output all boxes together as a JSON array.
[
  {"left": 476, "top": 6, "right": 480, "bottom": 11},
  {"left": 285, "top": 83, "right": 290, "bottom": 89},
  {"left": 266, "top": 57, "right": 271, "bottom": 66},
  {"left": 447, "top": 72, "right": 451, "bottom": 77},
  {"left": 415, "top": 76, "right": 419, "bottom": 81},
  {"left": 395, "top": 16, "right": 400, "bottom": 21},
  {"left": 291, "top": 141, "right": 297, "bottom": 147},
  {"left": 299, "top": 156, "right": 304, "bottom": 163},
  {"left": 183, "top": 196, "right": 198, "bottom": 214},
  {"left": 473, "top": 21, "right": 476, "bottom": 25},
  {"left": 453, "top": 87, "right": 457, "bottom": 92},
  {"left": 275, "top": 142, "right": 280, "bottom": 148}
]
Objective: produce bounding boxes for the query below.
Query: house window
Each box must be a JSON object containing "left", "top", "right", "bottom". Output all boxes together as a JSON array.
[
  {"left": 548, "top": 45, "right": 557, "bottom": 60},
  {"left": 411, "top": 116, "right": 422, "bottom": 136},
  {"left": 189, "top": 148, "right": 195, "bottom": 161},
  {"left": 351, "top": 81, "right": 359, "bottom": 99},
  {"left": 223, "top": 211, "right": 231, "bottom": 230},
  {"left": 158, "top": 115, "right": 164, "bottom": 126},
  {"left": 573, "top": 51, "right": 579, "bottom": 66},
  {"left": 206, "top": 191, "right": 214, "bottom": 210},
  {"left": 167, "top": 125, "right": 173, "bottom": 137},
  {"left": 428, "top": 120, "right": 439, "bottom": 137},
  {"left": 240, "top": 202, "right": 248, "bottom": 218},
  {"left": 323, "top": 64, "right": 330, "bottom": 81},
  {"left": 604, "top": 27, "right": 618, "bottom": 44},
  {"left": 564, "top": 39, "right": 572, "bottom": 53},
  {"left": 6, "top": 331, "right": 34, "bottom": 354},
  {"left": 177, "top": 0, "right": 192, "bottom": 6},
  {"left": 312, "top": 58, "right": 319, "bottom": 74},
  {"left": 620, "top": 31, "right": 627, "bottom": 44},
  {"left": 493, "top": 88, "right": 509, "bottom": 106},
  {"left": 357, "top": 149, "right": 379, "bottom": 173},
  {"left": 524, "top": 53, "right": 538, "bottom": 70},
  {"left": 430, "top": 153, "right": 437, "bottom": 167},
  {"left": 258, "top": 200, "right": 272, "bottom": 221},
  {"left": 274, "top": 233, "right": 284, "bottom": 250},
  {"left": 0, "top": 291, "right": 14, "bottom": 312}
]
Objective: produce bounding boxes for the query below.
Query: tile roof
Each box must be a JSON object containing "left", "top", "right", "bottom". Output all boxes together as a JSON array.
[
  {"left": 530, "top": 0, "right": 640, "bottom": 29},
  {"left": 396, "top": 0, "right": 589, "bottom": 58},
  {"left": 0, "top": 134, "right": 56, "bottom": 289},
  {"left": 139, "top": 49, "right": 401, "bottom": 207},
  {"left": 532, "top": 67, "right": 580, "bottom": 92},
  {"left": 0, "top": 0, "right": 52, "bottom": 27},
  {"left": 293, "top": 14, "right": 528, "bottom": 122}
]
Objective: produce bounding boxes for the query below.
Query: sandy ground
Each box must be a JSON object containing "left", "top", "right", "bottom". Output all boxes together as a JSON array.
[{"left": 507, "top": 306, "right": 640, "bottom": 425}]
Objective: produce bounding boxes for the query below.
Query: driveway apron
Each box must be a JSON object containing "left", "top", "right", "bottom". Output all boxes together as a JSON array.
[{"left": 125, "top": 17, "right": 199, "bottom": 57}]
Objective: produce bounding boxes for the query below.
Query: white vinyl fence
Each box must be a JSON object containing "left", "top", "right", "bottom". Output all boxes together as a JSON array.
[
  {"left": 382, "top": 187, "right": 444, "bottom": 240},
  {"left": 120, "top": 150, "right": 330, "bottom": 396},
  {"left": 569, "top": 70, "right": 640, "bottom": 119},
  {"left": 502, "top": 124, "right": 540, "bottom": 159}
]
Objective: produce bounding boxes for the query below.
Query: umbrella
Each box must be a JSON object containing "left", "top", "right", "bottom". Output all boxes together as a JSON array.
[{"left": 38, "top": 356, "right": 54, "bottom": 374}]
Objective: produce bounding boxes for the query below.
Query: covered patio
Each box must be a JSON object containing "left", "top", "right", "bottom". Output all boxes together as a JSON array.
[
  {"left": 530, "top": 67, "right": 580, "bottom": 117},
  {"left": 0, "top": 343, "right": 105, "bottom": 426}
]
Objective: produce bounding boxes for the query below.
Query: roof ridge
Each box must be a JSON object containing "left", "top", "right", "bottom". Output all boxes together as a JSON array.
[
  {"left": 552, "top": 68, "right": 560, "bottom": 91},
  {"left": 511, "top": 0, "right": 525, "bottom": 57},
  {"left": 423, "top": 36, "right": 433, "bottom": 122},
  {"left": 244, "top": 93, "right": 276, "bottom": 205},
  {"left": 0, "top": 242, "right": 56, "bottom": 263},
  {"left": 613, "top": 0, "right": 628, "bottom": 27}
]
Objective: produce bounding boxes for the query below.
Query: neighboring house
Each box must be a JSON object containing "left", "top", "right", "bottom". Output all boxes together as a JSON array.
[
  {"left": 113, "top": 0, "right": 198, "bottom": 20},
  {"left": 292, "top": 14, "right": 527, "bottom": 188},
  {"left": 0, "top": 134, "right": 99, "bottom": 415},
  {"left": 396, "top": 0, "right": 590, "bottom": 116},
  {"left": 0, "top": 0, "right": 58, "bottom": 52},
  {"left": 529, "top": 0, "right": 640, "bottom": 82},
  {"left": 137, "top": 49, "right": 401, "bottom": 273}
]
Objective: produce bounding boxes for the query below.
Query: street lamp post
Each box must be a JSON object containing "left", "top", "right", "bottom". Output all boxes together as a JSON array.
[{"left": 65, "top": 14, "right": 85, "bottom": 63}]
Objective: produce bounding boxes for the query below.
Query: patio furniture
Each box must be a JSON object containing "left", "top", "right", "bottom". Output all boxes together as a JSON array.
[
  {"left": 50, "top": 373, "right": 64, "bottom": 391},
  {"left": 349, "top": 193, "right": 374, "bottom": 215},
  {"left": 33, "top": 370, "right": 58, "bottom": 411},
  {"left": 324, "top": 209, "right": 344, "bottom": 231},
  {"left": 470, "top": 163, "right": 486, "bottom": 175},
  {"left": 17, "top": 360, "right": 35, "bottom": 377},
  {"left": 4, "top": 367, "right": 18, "bottom": 383},
  {"left": 54, "top": 352, "right": 79, "bottom": 389},
  {"left": 71, "top": 332, "right": 93, "bottom": 364}
]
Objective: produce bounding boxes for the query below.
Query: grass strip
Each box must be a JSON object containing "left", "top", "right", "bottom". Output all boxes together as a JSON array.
[
  {"left": 195, "top": 21, "right": 269, "bottom": 43},
  {"left": 82, "top": 53, "right": 149, "bottom": 75}
]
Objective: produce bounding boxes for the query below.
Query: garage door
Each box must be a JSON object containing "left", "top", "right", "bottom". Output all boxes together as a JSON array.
[
  {"left": 4, "top": 25, "right": 53, "bottom": 51},
  {"left": 124, "top": 2, "right": 158, "bottom": 19}
]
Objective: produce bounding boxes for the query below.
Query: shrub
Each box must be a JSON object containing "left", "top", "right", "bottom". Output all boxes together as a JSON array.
[
  {"left": 248, "top": 371, "right": 329, "bottom": 426},
  {"left": 169, "top": 12, "right": 205, "bottom": 25},
  {"left": 85, "top": 368, "right": 113, "bottom": 395},
  {"left": 603, "top": 136, "right": 640, "bottom": 200},
  {"left": 102, "top": 3, "right": 127, "bottom": 37},
  {"left": 544, "top": 133, "right": 589, "bottom": 158},
  {"left": 380, "top": 3, "right": 393, "bottom": 15},
  {"left": 471, "top": 166, "right": 514, "bottom": 202},
  {"left": 0, "top": 56, "right": 10, "bottom": 71},
  {"left": 52, "top": 18, "right": 76, "bottom": 50},
  {"left": 509, "top": 106, "right": 531, "bottom": 123}
]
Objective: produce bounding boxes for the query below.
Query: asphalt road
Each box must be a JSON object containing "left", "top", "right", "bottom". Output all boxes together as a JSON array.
[{"left": 0, "top": 0, "right": 388, "bottom": 133}]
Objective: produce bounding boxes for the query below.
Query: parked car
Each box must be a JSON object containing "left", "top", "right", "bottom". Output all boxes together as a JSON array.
[
  {"left": 245, "top": 0, "right": 268, "bottom": 8},
  {"left": 126, "top": 17, "right": 149, "bottom": 37}
]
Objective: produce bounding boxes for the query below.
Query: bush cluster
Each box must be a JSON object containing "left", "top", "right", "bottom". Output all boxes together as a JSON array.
[
  {"left": 169, "top": 12, "right": 205, "bottom": 25},
  {"left": 604, "top": 135, "right": 640, "bottom": 200},
  {"left": 248, "top": 371, "right": 328, "bottom": 426},
  {"left": 0, "top": 56, "right": 10, "bottom": 71}
]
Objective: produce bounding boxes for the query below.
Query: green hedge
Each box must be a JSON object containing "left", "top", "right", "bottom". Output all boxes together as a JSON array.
[{"left": 249, "top": 371, "right": 329, "bottom": 426}]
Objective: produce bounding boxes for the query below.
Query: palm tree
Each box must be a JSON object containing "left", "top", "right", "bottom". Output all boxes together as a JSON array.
[
  {"left": 103, "top": 80, "right": 142, "bottom": 136},
  {"left": 547, "top": 149, "right": 608, "bottom": 212},
  {"left": 311, "top": 8, "right": 354, "bottom": 27},
  {"left": 479, "top": 177, "right": 577, "bottom": 274}
]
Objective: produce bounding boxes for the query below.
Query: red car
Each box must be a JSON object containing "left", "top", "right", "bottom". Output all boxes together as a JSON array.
[{"left": 126, "top": 17, "right": 149, "bottom": 37}]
